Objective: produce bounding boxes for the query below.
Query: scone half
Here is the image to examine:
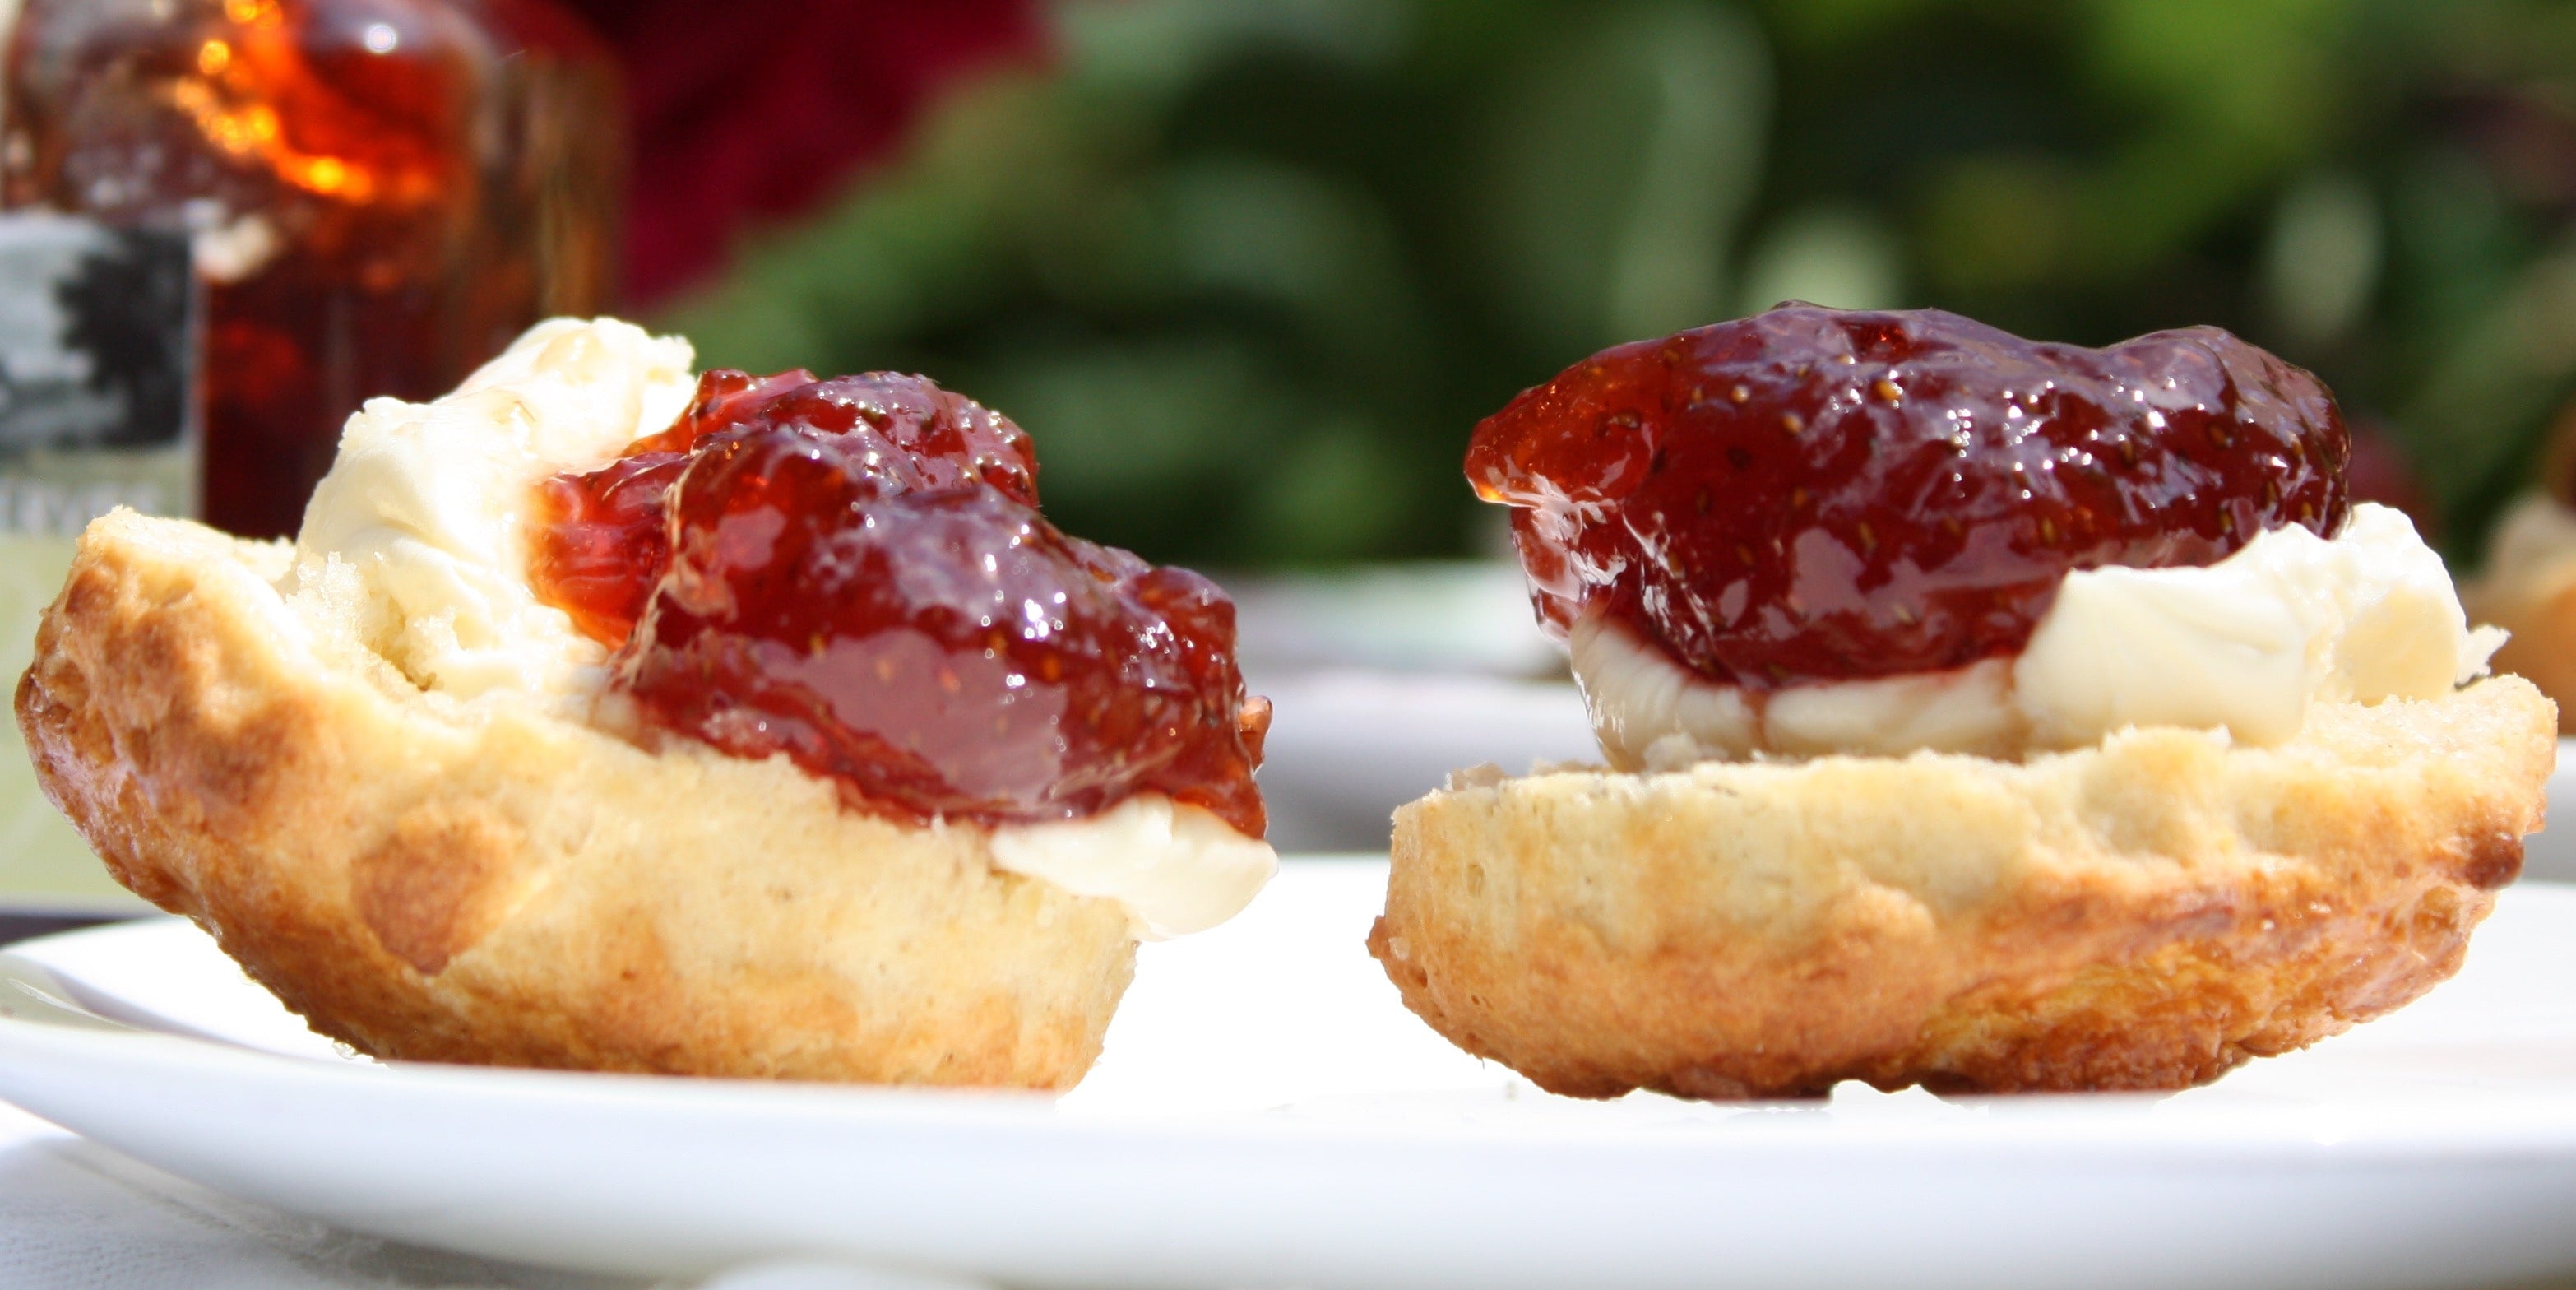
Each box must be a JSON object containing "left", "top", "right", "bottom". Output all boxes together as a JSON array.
[
  {"left": 19, "top": 508, "right": 1136, "bottom": 1088},
  {"left": 1372, "top": 678, "right": 2553, "bottom": 1099}
]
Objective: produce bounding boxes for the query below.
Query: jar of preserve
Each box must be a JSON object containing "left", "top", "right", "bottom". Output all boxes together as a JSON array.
[{"left": 0, "top": 0, "right": 622, "bottom": 537}]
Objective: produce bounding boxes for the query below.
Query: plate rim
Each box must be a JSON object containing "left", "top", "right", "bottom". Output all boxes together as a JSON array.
[
  {"left": 14, "top": 906, "right": 2576, "bottom": 1161},
  {"left": 12, "top": 881, "right": 2576, "bottom": 1288}
]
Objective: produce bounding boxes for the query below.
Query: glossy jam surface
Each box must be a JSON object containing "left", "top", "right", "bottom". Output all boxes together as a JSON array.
[
  {"left": 530, "top": 370, "right": 1267, "bottom": 836},
  {"left": 1467, "top": 306, "right": 2351, "bottom": 688}
]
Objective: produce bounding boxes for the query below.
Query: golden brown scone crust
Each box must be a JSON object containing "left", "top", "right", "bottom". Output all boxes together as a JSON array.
[
  {"left": 17, "top": 511, "right": 1135, "bottom": 1088},
  {"left": 1372, "top": 679, "right": 2554, "bottom": 1099}
]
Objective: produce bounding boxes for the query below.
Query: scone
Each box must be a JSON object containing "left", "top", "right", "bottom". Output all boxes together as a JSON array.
[
  {"left": 16, "top": 318, "right": 1276, "bottom": 1088},
  {"left": 1372, "top": 305, "right": 2553, "bottom": 1099}
]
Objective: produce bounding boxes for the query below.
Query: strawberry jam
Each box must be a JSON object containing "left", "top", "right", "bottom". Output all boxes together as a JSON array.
[
  {"left": 529, "top": 369, "right": 1267, "bottom": 837},
  {"left": 1467, "top": 305, "right": 2351, "bottom": 689}
]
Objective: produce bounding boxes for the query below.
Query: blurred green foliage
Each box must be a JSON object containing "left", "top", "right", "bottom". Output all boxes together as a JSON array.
[{"left": 661, "top": 0, "right": 2576, "bottom": 568}]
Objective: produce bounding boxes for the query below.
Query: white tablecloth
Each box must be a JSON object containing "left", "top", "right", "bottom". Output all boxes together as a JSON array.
[
  {"left": 0, "top": 1103, "right": 639, "bottom": 1289},
  {"left": 0, "top": 1105, "right": 982, "bottom": 1290}
]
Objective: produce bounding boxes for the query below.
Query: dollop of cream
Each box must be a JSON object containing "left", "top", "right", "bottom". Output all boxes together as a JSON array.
[
  {"left": 287, "top": 317, "right": 1273, "bottom": 936},
  {"left": 989, "top": 796, "right": 1277, "bottom": 939},
  {"left": 290, "top": 318, "right": 697, "bottom": 703},
  {"left": 1576, "top": 503, "right": 2504, "bottom": 767}
]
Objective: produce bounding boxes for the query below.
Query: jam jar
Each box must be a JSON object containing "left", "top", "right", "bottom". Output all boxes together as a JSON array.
[{"left": 1, "top": 0, "right": 622, "bottom": 537}]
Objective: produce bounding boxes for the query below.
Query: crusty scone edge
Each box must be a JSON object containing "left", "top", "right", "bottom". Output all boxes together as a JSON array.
[
  {"left": 1373, "top": 677, "right": 2554, "bottom": 1098},
  {"left": 16, "top": 511, "right": 1137, "bottom": 1088}
]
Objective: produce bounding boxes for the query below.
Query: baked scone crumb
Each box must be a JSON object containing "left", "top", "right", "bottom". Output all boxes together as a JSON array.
[
  {"left": 1372, "top": 676, "right": 2553, "bottom": 1098},
  {"left": 18, "top": 494, "right": 1137, "bottom": 1085}
]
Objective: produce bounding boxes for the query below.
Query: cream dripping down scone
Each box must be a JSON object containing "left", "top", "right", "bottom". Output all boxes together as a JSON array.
[
  {"left": 15, "top": 318, "right": 1276, "bottom": 1088},
  {"left": 1370, "top": 305, "right": 2552, "bottom": 1100}
]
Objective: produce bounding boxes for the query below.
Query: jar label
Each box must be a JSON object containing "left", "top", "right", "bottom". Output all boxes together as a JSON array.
[
  {"left": 0, "top": 211, "right": 197, "bottom": 908},
  {"left": 0, "top": 212, "right": 197, "bottom": 529}
]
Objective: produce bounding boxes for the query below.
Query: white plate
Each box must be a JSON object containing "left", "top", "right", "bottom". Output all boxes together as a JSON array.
[
  {"left": 6, "top": 862, "right": 2576, "bottom": 1290},
  {"left": 2529, "top": 737, "right": 2576, "bottom": 883}
]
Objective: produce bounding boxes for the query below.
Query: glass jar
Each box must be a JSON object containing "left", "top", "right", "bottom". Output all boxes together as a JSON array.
[{"left": 0, "top": 0, "right": 621, "bottom": 536}]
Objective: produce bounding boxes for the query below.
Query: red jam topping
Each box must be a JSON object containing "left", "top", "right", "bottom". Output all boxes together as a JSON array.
[
  {"left": 529, "top": 369, "right": 1267, "bottom": 837},
  {"left": 1467, "top": 306, "right": 2351, "bottom": 689}
]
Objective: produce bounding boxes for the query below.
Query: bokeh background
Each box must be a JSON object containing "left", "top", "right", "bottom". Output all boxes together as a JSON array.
[{"left": 578, "top": 0, "right": 2576, "bottom": 573}]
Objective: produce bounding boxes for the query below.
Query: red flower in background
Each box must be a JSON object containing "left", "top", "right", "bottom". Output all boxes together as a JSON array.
[{"left": 563, "top": 0, "right": 1046, "bottom": 304}]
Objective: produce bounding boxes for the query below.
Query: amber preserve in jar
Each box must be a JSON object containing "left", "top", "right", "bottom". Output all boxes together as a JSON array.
[{"left": 1, "top": 0, "right": 621, "bottom": 537}]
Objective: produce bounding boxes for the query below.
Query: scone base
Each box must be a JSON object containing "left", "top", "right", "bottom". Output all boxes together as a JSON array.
[
  {"left": 18, "top": 511, "right": 1137, "bottom": 1089},
  {"left": 1373, "top": 679, "right": 2554, "bottom": 1099}
]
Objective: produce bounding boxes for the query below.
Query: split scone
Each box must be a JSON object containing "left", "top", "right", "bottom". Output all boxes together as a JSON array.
[
  {"left": 16, "top": 319, "right": 1276, "bottom": 1088},
  {"left": 1372, "top": 304, "right": 2553, "bottom": 1099}
]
